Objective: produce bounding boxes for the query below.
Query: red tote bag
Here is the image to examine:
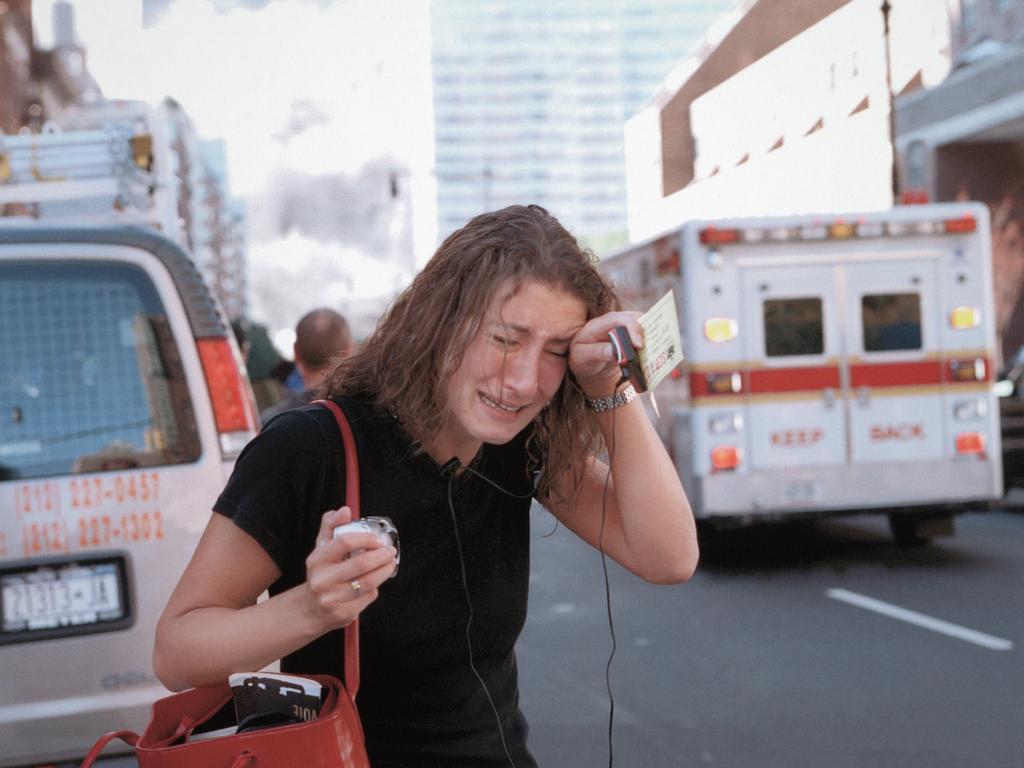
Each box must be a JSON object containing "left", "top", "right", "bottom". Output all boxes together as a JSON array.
[{"left": 81, "top": 400, "right": 369, "bottom": 768}]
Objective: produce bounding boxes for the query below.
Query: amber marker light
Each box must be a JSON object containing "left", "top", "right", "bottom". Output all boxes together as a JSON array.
[
  {"left": 949, "top": 306, "right": 980, "bottom": 329},
  {"left": 948, "top": 358, "right": 987, "bottom": 381},
  {"left": 829, "top": 221, "right": 855, "bottom": 239},
  {"left": 704, "top": 317, "right": 738, "bottom": 342},
  {"left": 705, "top": 371, "right": 743, "bottom": 394}
]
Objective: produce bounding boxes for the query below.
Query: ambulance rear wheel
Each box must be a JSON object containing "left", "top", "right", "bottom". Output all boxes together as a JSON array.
[{"left": 888, "top": 512, "right": 954, "bottom": 546}]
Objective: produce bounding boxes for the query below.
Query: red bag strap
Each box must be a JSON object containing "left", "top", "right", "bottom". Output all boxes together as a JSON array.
[
  {"left": 79, "top": 730, "right": 139, "bottom": 767},
  {"left": 315, "top": 398, "right": 361, "bottom": 699}
]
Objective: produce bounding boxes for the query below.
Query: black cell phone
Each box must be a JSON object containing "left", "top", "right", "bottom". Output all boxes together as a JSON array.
[{"left": 608, "top": 326, "right": 648, "bottom": 392}]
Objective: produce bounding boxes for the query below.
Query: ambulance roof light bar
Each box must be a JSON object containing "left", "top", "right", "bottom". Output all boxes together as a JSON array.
[{"left": 698, "top": 212, "right": 978, "bottom": 246}]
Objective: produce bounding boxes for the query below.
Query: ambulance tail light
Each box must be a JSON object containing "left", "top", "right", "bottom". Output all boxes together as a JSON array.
[
  {"left": 706, "top": 371, "right": 743, "bottom": 394},
  {"left": 197, "top": 337, "right": 259, "bottom": 458},
  {"left": 949, "top": 306, "right": 980, "bottom": 329},
  {"left": 711, "top": 445, "right": 740, "bottom": 472},
  {"left": 948, "top": 358, "right": 987, "bottom": 382},
  {"left": 704, "top": 317, "right": 738, "bottom": 342},
  {"left": 699, "top": 227, "right": 741, "bottom": 245},
  {"left": 943, "top": 215, "right": 977, "bottom": 234},
  {"left": 955, "top": 432, "right": 985, "bottom": 455}
]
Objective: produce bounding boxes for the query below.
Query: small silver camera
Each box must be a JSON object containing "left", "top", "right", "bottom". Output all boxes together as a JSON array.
[{"left": 332, "top": 516, "right": 400, "bottom": 576}]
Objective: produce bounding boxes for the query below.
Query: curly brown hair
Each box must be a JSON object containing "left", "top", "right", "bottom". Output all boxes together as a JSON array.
[{"left": 324, "top": 204, "right": 620, "bottom": 504}]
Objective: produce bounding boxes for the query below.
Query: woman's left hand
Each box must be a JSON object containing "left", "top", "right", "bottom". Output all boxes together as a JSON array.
[{"left": 569, "top": 310, "right": 644, "bottom": 397}]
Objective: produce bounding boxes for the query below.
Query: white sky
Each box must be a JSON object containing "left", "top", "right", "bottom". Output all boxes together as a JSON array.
[
  {"left": 32, "top": 0, "right": 437, "bottom": 344},
  {"left": 35, "top": 0, "right": 435, "bottom": 197}
]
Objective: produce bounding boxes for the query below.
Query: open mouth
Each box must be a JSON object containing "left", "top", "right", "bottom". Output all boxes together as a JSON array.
[{"left": 480, "top": 392, "right": 525, "bottom": 414}]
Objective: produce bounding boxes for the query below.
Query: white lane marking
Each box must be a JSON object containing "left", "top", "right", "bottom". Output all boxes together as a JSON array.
[{"left": 826, "top": 588, "right": 1014, "bottom": 651}]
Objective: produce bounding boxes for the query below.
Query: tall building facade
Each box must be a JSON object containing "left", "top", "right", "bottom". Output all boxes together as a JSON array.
[{"left": 430, "top": 0, "right": 734, "bottom": 247}]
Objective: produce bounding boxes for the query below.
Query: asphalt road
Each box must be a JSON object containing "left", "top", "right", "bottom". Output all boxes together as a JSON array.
[
  {"left": 85, "top": 505, "right": 1024, "bottom": 768},
  {"left": 518, "top": 505, "right": 1024, "bottom": 768}
]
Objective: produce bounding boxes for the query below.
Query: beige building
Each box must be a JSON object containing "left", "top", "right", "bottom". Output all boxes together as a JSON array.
[{"left": 624, "top": 0, "right": 951, "bottom": 241}]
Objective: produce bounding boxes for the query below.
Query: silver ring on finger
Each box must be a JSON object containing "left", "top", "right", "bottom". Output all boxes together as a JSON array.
[{"left": 350, "top": 578, "right": 364, "bottom": 597}]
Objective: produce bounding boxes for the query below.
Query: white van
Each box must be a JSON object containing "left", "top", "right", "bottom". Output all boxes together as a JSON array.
[{"left": 0, "top": 226, "right": 258, "bottom": 766}]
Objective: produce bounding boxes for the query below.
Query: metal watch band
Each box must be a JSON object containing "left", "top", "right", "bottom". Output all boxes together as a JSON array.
[{"left": 585, "top": 383, "right": 639, "bottom": 413}]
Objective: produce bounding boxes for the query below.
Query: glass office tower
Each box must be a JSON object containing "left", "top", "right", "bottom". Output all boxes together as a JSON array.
[{"left": 430, "top": 0, "right": 735, "bottom": 247}]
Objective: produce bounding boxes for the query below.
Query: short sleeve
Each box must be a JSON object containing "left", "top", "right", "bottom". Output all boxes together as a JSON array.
[{"left": 213, "top": 408, "right": 335, "bottom": 574}]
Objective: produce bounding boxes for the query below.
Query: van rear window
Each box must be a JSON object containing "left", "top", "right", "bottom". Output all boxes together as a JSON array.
[
  {"left": 763, "top": 297, "right": 824, "bottom": 357},
  {"left": 0, "top": 261, "right": 200, "bottom": 481}
]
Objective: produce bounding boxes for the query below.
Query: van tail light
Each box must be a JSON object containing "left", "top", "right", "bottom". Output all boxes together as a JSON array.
[
  {"left": 955, "top": 432, "right": 985, "bottom": 456},
  {"left": 711, "top": 445, "right": 740, "bottom": 472},
  {"left": 197, "top": 337, "right": 258, "bottom": 457}
]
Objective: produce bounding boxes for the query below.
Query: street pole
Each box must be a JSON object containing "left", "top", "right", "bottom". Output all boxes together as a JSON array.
[{"left": 881, "top": 0, "right": 900, "bottom": 203}]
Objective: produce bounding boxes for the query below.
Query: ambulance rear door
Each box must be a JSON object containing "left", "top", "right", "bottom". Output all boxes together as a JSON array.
[
  {"left": 738, "top": 259, "right": 845, "bottom": 506},
  {"left": 843, "top": 254, "right": 945, "bottom": 464}
]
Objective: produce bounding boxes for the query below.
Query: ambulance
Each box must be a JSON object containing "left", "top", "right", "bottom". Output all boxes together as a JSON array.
[{"left": 600, "top": 202, "right": 1001, "bottom": 543}]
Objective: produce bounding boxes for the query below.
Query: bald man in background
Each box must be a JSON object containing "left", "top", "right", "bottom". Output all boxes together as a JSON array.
[{"left": 260, "top": 308, "right": 354, "bottom": 425}]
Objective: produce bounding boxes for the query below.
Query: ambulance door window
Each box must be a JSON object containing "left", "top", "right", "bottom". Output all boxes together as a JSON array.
[
  {"left": 764, "top": 298, "right": 824, "bottom": 357},
  {"left": 862, "top": 293, "right": 922, "bottom": 352}
]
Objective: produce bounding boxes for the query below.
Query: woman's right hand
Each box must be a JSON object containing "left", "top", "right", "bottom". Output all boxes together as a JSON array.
[{"left": 303, "top": 507, "right": 398, "bottom": 633}]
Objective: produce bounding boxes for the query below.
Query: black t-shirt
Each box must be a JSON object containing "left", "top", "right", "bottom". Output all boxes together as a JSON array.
[{"left": 214, "top": 395, "right": 540, "bottom": 767}]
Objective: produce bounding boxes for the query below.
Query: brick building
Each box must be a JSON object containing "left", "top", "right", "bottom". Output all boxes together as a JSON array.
[
  {"left": 896, "top": 0, "right": 1024, "bottom": 361},
  {"left": 0, "top": 0, "right": 36, "bottom": 133}
]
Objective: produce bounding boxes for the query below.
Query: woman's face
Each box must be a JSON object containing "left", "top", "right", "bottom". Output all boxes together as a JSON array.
[{"left": 436, "top": 278, "right": 587, "bottom": 463}]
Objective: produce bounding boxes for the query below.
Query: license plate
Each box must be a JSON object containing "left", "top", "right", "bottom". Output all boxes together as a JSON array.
[{"left": 0, "top": 555, "right": 132, "bottom": 644}]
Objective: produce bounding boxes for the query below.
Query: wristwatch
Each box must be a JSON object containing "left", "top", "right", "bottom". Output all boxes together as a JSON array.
[{"left": 585, "top": 383, "right": 639, "bottom": 413}]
